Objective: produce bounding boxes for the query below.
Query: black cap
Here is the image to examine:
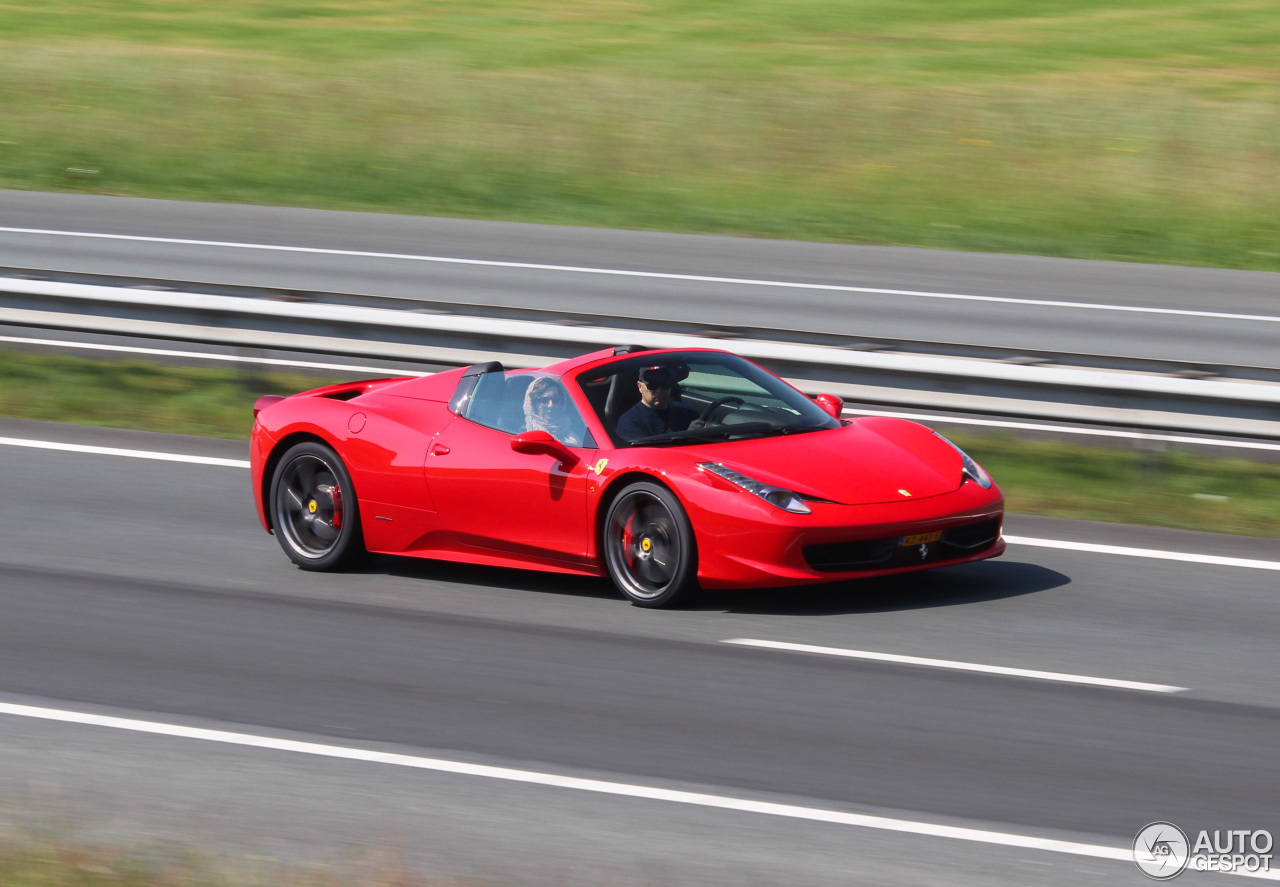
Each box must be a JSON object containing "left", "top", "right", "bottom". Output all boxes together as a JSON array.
[{"left": 639, "top": 365, "right": 676, "bottom": 386}]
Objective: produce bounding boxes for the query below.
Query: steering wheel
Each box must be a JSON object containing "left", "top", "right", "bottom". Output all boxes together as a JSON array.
[{"left": 697, "top": 396, "right": 744, "bottom": 424}]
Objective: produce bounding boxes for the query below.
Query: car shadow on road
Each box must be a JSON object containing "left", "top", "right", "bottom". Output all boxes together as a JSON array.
[
  {"left": 373, "top": 556, "right": 1069, "bottom": 615},
  {"left": 373, "top": 556, "right": 620, "bottom": 601},
  {"left": 689, "top": 561, "right": 1071, "bottom": 616}
]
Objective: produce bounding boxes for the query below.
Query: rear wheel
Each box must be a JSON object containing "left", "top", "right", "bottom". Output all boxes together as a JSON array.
[
  {"left": 269, "top": 441, "right": 367, "bottom": 571},
  {"left": 603, "top": 482, "right": 698, "bottom": 608}
]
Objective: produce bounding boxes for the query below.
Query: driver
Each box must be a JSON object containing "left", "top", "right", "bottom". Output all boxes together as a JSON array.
[{"left": 617, "top": 366, "right": 701, "bottom": 441}]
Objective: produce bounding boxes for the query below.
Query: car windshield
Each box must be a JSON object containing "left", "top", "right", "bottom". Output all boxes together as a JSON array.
[{"left": 575, "top": 352, "right": 842, "bottom": 447}]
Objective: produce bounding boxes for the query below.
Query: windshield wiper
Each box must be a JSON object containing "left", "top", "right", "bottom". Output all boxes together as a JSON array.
[
  {"left": 698, "top": 422, "right": 834, "bottom": 442},
  {"left": 776, "top": 423, "right": 836, "bottom": 435},
  {"left": 627, "top": 422, "right": 774, "bottom": 446}
]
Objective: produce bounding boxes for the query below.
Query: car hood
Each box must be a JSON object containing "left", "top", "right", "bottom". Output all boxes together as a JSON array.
[{"left": 685, "top": 418, "right": 963, "bottom": 505}]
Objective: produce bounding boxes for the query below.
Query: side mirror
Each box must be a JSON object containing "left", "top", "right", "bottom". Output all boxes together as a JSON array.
[
  {"left": 510, "top": 430, "right": 580, "bottom": 467},
  {"left": 813, "top": 393, "right": 844, "bottom": 419}
]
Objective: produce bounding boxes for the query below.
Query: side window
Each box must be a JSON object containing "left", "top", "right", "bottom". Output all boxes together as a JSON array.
[
  {"left": 461, "top": 372, "right": 593, "bottom": 447},
  {"left": 520, "top": 375, "right": 590, "bottom": 447},
  {"left": 463, "top": 373, "right": 515, "bottom": 431}
]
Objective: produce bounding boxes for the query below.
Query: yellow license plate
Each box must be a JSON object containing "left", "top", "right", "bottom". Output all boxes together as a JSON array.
[{"left": 902, "top": 531, "right": 943, "bottom": 546}]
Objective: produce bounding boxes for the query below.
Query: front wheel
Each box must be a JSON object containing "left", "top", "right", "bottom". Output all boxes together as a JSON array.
[
  {"left": 269, "top": 441, "right": 367, "bottom": 571},
  {"left": 603, "top": 481, "right": 698, "bottom": 608}
]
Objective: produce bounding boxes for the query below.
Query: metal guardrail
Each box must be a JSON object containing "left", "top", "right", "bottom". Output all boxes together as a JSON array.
[
  {"left": 5, "top": 264, "right": 1278, "bottom": 383},
  {"left": 2, "top": 275, "right": 1279, "bottom": 438}
]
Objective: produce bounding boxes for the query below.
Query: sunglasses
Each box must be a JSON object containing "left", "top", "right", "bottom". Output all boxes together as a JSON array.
[
  {"left": 642, "top": 379, "right": 672, "bottom": 389},
  {"left": 534, "top": 395, "right": 559, "bottom": 405}
]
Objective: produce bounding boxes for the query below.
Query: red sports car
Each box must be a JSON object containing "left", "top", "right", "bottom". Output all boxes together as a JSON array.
[{"left": 251, "top": 346, "right": 1004, "bottom": 607}]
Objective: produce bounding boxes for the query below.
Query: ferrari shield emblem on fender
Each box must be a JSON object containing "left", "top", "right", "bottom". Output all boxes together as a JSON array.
[
  {"left": 898, "top": 489, "right": 911, "bottom": 497},
  {"left": 592, "top": 458, "right": 609, "bottom": 475}
]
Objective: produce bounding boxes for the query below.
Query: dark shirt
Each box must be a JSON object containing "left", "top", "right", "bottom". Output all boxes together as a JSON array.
[{"left": 617, "top": 400, "right": 699, "bottom": 441}]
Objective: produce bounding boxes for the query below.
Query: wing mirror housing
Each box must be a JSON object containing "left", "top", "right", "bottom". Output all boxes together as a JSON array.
[
  {"left": 510, "top": 430, "right": 580, "bottom": 467},
  {"left": 813, "top": 393, "right": 844, "bottom": 419}
]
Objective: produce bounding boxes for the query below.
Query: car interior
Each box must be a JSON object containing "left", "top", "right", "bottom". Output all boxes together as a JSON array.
[
  {"left": 455, "top": 353, "right": 811, "bottom": 449},
  {"left": 582, "top": 361, "right": 795, "bottom": 446}
]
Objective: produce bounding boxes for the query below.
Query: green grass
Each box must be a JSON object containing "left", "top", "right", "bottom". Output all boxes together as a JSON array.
[
  {"left": 2, "top": 348, "right": 1278, "bottom": 538},
  {"left": 0, "top": 833, "right": 464, "bottom": 887},
  {"left": 1, "top": 1, "right": 1278, "bottom": 269},
  {"left": 948, "top": 431, "right": 1280, "bottom": 539},
  {"left": 0, "top": 348, "right": 342, "bottom": 439}
]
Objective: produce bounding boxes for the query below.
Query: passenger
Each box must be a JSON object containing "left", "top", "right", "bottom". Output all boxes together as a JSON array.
[
  {"left": 523, "top": 376, "right": 584, "bottom": 446},
  {"left": 617, "top": 366, "right": 701, "bottom": 442}
]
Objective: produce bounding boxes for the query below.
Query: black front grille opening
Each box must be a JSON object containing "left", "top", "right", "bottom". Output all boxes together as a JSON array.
[
  {"left": 802, "top": 537, "right": 898, "bottom": 572},
  {"left": 803, "top": 518, "right": 1001, "bottom": 573},
  {"left": 942, "top": 518, "right": 1001, "bottom": 551}
]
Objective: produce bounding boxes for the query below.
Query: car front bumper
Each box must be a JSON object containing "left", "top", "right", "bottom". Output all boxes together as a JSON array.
[{"left": 686, "top": 481, "right": 1006, "bottom": 589}]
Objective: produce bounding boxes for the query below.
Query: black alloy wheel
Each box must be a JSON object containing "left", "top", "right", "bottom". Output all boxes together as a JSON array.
[
  {"left": 603, "top": 481, "right": 698, "bottom": 607},
  {"left": 269, "top": 441, "right": 367, "bottom": 570}
]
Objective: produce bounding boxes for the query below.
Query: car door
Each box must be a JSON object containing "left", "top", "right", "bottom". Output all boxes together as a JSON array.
[{"left": 425, "top": 370, "right": 594, "bottom": 565}]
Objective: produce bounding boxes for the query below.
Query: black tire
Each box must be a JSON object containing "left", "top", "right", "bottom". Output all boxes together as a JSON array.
[
  {"left": 602, "top": 481, "right": 699, "bottom": 608},
  {"left": 269, "top": 441, "right": 367, "bottom": 571}
]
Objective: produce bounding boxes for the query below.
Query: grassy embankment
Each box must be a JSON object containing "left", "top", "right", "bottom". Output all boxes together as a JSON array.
[
  {"left": 0, "top": 835, "right": 453, "bottom": 887},
  {"left": 0, "top": 1, "right": 1278, "bottom": 269},
  {"left": 2, "top": 349, "right": 1277, "bottom": 538}
]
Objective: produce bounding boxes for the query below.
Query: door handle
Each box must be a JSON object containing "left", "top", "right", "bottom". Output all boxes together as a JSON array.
[{"left": 430, "top": 443, "right": 451, "bottom": 456}]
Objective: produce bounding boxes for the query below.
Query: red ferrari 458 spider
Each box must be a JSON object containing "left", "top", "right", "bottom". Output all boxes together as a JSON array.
[{"left": 251, "top": 346, "right": 1004, "bottom": 607}]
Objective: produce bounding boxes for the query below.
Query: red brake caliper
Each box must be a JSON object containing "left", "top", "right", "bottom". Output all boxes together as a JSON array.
[{"left": 621, "top": 516, "right": 634, "bottom": 569}]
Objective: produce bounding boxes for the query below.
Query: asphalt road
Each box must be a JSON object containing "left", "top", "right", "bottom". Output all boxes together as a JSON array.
[
  {"left": 2, "top": 190, "right": 1278, "bottom": 369},
  {"left": 1, "top": 417, "right": 1278, "bottom": 886}
]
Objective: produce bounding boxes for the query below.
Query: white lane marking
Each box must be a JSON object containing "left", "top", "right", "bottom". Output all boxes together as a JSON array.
[
  {"left": 3, "top": 226, "right": 1277, "bottom": 324},
  {"left": 1004, "top": 535, "right": 1280, "bottom": 572},
  {"left": 842, "top": 408, "right": 1280, "bottom": 452},
  {"left": 4, "top": 437, "right": 1277, "bottom": 575},
  {"left": 0, "top": 334, "right": 430, "bottom": 376},
  {"left": 0, "top": 437, "right": 248, "bottom": 468},
  {"left": 722, "top": 639, "right": 1186, "bottom": 693},
  {"left": 0, "top": 702, "right": 1144, "bottom": 873}
]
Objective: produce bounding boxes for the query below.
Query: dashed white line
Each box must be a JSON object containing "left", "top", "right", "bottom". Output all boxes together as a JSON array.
[
  {"left": 0, "top": 701, "right": 1158, "bottom": 874},
  {"left": 721, "top": 639, "right": 1187, "bottom": 693},
  {"left": 4, "top": 226, "right": 1277, "bottom": 324},
  {"left": 0, "top": 436, "right": 248, "bottom": 468},
  {"left": 1004, "top": 535, "right": 1280, "bottom": 572}
]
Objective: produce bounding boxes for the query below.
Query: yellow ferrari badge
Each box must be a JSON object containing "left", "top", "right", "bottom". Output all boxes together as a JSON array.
[
  {"left": 641, "top": 538, "right": 652, "bottom": 551},
  {"left": 308, "top": 500, "right": 318, "bottom": 513},
  {"left": 898, "top": 489, "right": 912, "bottom": 497},
  {"left": 592, "top": 458, "right": 609, "bottom": 475}
]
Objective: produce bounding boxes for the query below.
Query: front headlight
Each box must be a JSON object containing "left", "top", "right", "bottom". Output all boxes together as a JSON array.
[
  {"left": 698, "top": 463, "right": 811, "bottom": 514},
  {"left": 934, "top": 434, "right": 992, "bottom": 489}
]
